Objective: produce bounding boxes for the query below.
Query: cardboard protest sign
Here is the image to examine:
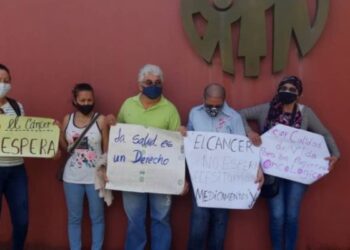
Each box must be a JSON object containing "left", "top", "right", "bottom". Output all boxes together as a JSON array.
[
  {"left": 0, "top": 115, "right": 59, "bottom": 158},
  {"left": 106, "top": 124, "right": 186, "bottom": 195},
  {"left": 261, "top": 124, "right": 330, "bottom": 184},
  {"left": 184, "top": 131, "right": 260, "bottom": 209}
]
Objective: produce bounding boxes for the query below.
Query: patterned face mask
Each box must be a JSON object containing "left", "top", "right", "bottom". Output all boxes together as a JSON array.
[{"left": 204, "top": 104, "right": 223, "bottom": 117}]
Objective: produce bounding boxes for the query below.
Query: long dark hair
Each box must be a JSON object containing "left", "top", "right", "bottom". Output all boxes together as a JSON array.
[{"left": 0, "top": 64, "right": 11, "bottom": 81}]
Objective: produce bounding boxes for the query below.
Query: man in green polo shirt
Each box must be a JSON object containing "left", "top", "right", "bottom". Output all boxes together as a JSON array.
[{"left": 117, "top": 64, "right": 181, "bottom": 250}]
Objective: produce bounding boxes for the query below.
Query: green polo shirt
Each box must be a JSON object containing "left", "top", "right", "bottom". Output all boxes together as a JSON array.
[{"left": 117, "top": 94, "right": 181, "bottom": 131}]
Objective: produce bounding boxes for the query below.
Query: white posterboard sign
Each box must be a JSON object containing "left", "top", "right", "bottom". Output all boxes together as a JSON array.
[
  {"left": 261, "top": 124, "right": 330, "bottom": 184},
  {"left": 184, "top": 131, "right": 260, "bottom": 209},
  {"left": 106, "top": 124, "right": 186, "bottom": 195}
]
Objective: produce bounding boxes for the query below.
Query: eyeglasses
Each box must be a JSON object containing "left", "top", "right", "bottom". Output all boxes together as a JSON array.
[
  {"left": 279, "top": 86, "right": 298, "bottom": 94},
  {"left": 143, "top": 79, "right": 162, "bottom": 86},
  {"left": 205, "top": 104, "right": 223, "bottom": 109}
]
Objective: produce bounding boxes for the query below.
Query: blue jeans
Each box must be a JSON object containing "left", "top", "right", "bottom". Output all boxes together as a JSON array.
[
  {"left": 268, "top": 179, "right": 308, "bottom": 250},
  {"left": 122, "top": 191, "right": 172, "bottom": 250},
  {"left": 0, "top": 165, "right": 29, "bottom": 250},
  {"left": 187, "top": 196, "right": 229, "bottom": 250},
  {"left": 63, "top": 182, "right": 105, "bottom": 250}
]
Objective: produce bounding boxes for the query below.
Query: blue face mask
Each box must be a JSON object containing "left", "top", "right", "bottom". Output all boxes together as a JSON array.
[{"left": 142, "top": 85, "right": 162, "bottom": 99}]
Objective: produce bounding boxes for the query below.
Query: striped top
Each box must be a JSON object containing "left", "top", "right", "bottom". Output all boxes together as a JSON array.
[{"left": 0, "top": 101, "right": 25, "bottom": 167}]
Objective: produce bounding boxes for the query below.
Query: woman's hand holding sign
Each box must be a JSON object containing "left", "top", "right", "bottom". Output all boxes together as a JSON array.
[
  {"left": 247, "top": 130, "right": 262, "bottom": 146},
  {"left": 325, "top": 156, "right": 338, "bottom": 172},
  {"left": 255, "top": 167, "right": 264, "bottom": 190}
]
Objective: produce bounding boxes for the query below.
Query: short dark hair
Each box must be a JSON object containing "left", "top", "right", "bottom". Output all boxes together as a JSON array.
[
  {"left": 72, "top": 83, "right": 94, "bottom": 99},
  {"left": 203, "top": 83, "right": 226, "bottom": 100},
  {"left": 0, "top": 64, "right": 11, "bottom": 80}
]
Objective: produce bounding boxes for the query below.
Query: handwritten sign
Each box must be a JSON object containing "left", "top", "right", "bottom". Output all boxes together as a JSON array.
[
  {"left": 184, "top": 131, "right": 260, "bottom": 209},
  {"left": 260, "top": 124, "right": 330, "bottom": 184},
  {"left": 106, "top": 124, "right": 186, "bottom": 195},
  {"left": 0, "top": 115, "right": 59, "bottom": 158}
]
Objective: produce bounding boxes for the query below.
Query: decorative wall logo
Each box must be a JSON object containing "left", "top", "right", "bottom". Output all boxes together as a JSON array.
[{"left": 181, "top": 0, "right": 330, "bottom": 77}]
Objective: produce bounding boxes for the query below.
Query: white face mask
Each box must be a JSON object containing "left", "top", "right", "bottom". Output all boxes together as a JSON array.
[{"left": 0, "top": 82, "right": 11, "bottom": 98}]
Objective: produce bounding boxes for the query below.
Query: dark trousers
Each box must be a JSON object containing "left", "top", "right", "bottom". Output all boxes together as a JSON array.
[
  {"left": 187, "top": 196, "right": 229, "bottom": 250},
  {"left": 0, "top": 165, "right": 29, "bottom": 250},
  {"left": 268, "top": 179, "right": 307, "bottom": 250}
]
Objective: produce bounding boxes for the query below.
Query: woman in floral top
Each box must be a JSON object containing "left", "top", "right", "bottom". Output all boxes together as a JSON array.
[{"left": 60, "top": 83, "right": 108, "bottom": 250}]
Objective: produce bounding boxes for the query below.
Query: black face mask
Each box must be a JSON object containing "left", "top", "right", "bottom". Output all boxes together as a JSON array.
[
  {"left": 278, "top": 92, "right": 297, "bottom": 105},
  {"left": 74, "top": 103, "right": 94, "bottom": 115},
  {"left": 204, "top": 104, "right": 223, "bottom": 117}
]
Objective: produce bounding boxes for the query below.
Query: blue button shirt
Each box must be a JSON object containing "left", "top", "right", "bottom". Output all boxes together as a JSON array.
[{"left": 187, "top": 102, "right": 246, "bottom": 135}]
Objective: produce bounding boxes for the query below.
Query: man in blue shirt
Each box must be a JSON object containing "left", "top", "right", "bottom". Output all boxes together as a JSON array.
[
  {"left": 186, "top": 83, "right": 262, "bottom": 250},
  {"left": 187, "top": 84, "right": 246, "bottom": 135}
]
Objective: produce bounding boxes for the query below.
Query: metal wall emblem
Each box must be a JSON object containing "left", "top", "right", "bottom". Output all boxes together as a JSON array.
[{"left": 181, "top": 0, "right": 330, "bottom": 77}]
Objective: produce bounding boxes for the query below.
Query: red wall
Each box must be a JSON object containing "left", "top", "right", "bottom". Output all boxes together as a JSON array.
[{"left": 0, "top": 0, "right": 349, "bottom": 249}]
